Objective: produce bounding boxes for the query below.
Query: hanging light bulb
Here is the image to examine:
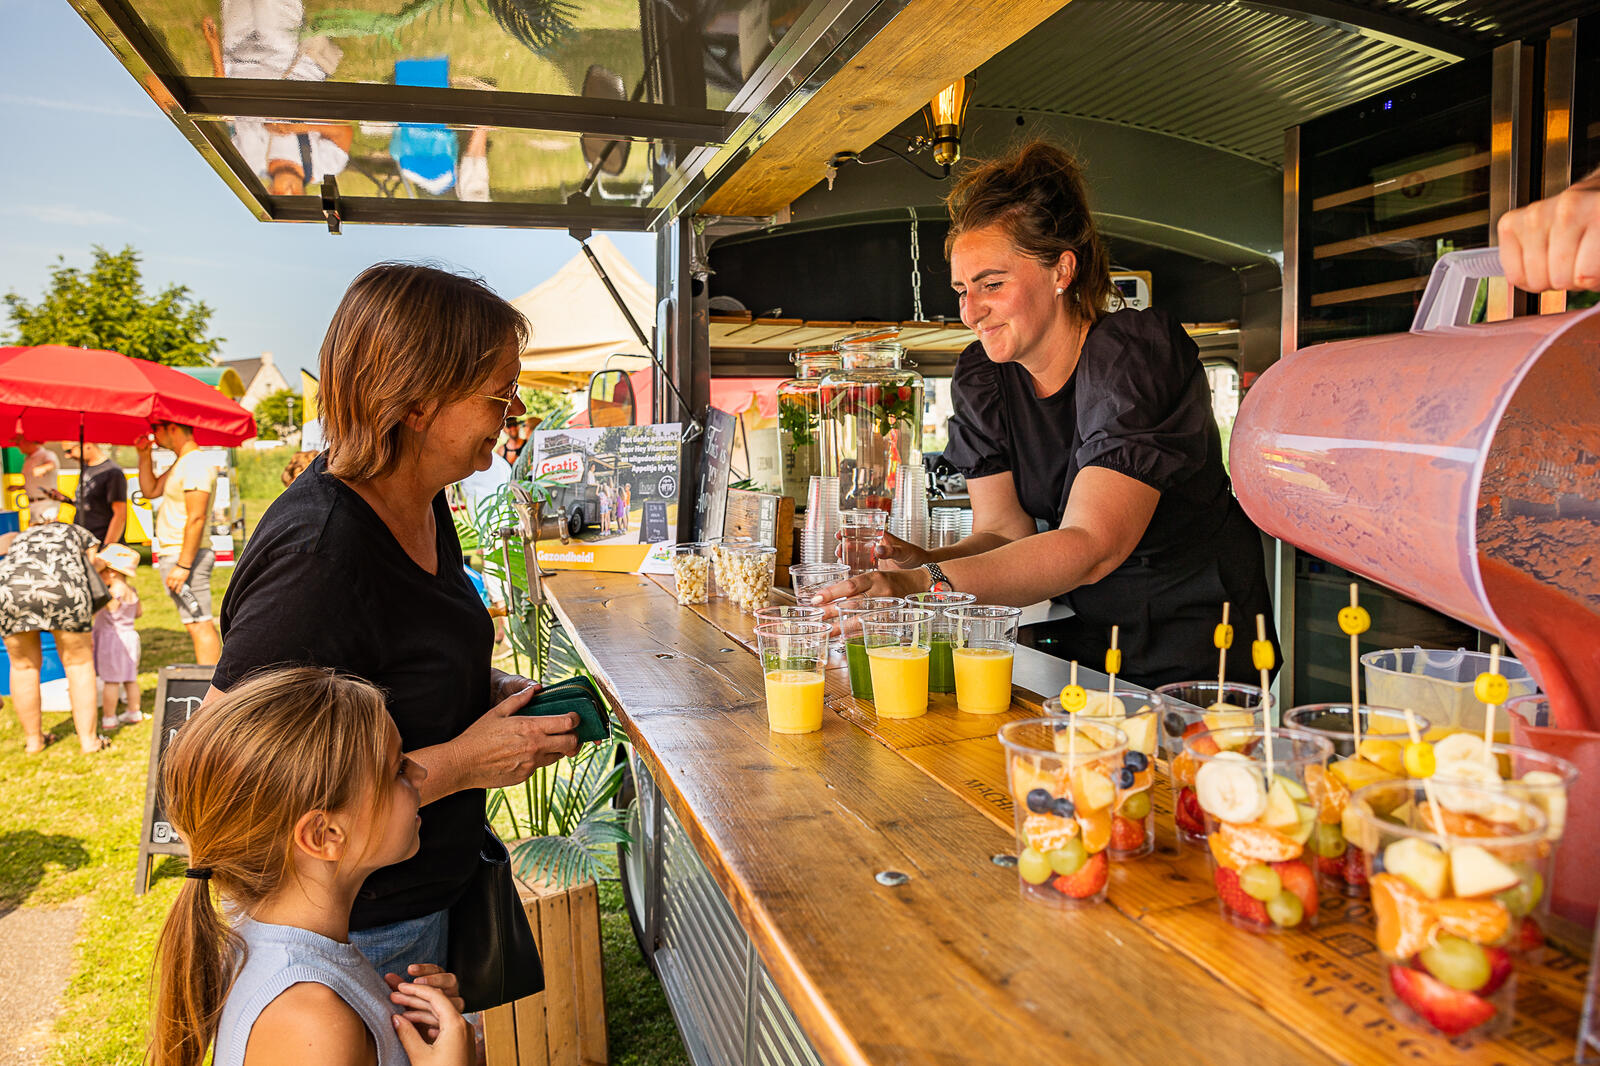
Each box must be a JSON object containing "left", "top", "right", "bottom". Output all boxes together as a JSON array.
[{"left": 920, "top": 75, "right": 975, "bottom": 168}]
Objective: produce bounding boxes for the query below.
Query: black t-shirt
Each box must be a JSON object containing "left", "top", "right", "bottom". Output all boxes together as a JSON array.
[
  {"left": 74, "top": 459, "right": 127, "bottom": 544},
  {"left": 215, "top": 454, "right": 494, "bottom": 930},
  {"left": 943, "top": 307, "right": 1276, "bottom": 686}
]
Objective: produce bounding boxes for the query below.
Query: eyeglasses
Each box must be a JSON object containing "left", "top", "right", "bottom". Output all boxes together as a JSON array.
[{"left": 475, "top": 383, "right": 523, "bottom": 417}]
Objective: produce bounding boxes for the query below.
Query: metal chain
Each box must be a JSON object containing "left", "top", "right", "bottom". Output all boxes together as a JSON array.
[{"left": 909, "top": 206, "right": 924, "bottom": 321}]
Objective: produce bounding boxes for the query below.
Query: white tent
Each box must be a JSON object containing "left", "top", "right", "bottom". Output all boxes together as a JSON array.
[{"left": 512, "top": 235, "right": 655, "bottom": 390}]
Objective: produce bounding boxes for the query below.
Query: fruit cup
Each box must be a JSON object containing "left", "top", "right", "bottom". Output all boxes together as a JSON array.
[
  {"left": 944, "top": 605, "right": 1022, "bottom": 715},
  {"left": 1423, "top": 734, "right": 1577, "bottom": 953},
  {"left": 669, "top": 542, "right": 712, "bottom": 605},
  {"left": 1280, "top": 704, "right": 1429, "bottom": 897},
  {"left": 1186, "top": 726, "right": 1333, "bottom": 932},
  {"left": 1044, "top": 688, "right": 1160, "bottom": 860},
  {"left": 835, "top": 596, "right": 905, "bottom": 700},
  {"left": 999, "top": 717, "right": 1129, "bottom": 907},
  {"left": 1153, "top": 681, "right": 1266, "bottom": 845},
  {"left": 859, "top": 607, "right": 935, "bottom": 719},
  {"left": 753, "top": 621, "right": 831, "bottom": 734},
  {"left": 905, "top": 590, "right": 975, "bottom": 694},
  {"left": 1347, "top": 780, "right": 1550, "bottom": 1042}
]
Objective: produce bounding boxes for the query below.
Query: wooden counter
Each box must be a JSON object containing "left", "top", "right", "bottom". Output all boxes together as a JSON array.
[{"left": 543, "top": 571, "right": 1586, "bottom": 1066}]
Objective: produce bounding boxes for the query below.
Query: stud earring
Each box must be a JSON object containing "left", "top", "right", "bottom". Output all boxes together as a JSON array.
[{"left": 1055, "top": 287, "right": 1065, "bottom": 297}]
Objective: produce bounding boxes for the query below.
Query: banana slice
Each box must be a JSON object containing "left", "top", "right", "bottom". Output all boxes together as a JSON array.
[
  {"left": 1433, "top": 734, "right": 1490, "bottom": 764},
  {"left": 1519, "top": 770, "right": 1568, "bottom": 836},
  {"left": 1431, "top": 758, "right": 1503, "bottom": 816},
  {"left": 1195, "top": 751, "right": 1267, "bottom": 823}
]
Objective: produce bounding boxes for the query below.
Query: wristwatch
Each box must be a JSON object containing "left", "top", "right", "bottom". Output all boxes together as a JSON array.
[{"left": 922, "top": 562, "right": 954, "bottom": 593}]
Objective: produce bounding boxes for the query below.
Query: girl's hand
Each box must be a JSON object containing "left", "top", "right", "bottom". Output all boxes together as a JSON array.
[
  {"left": 391, "top": 982, "right": 473, "bottom": 1065},
  {"left": 386, "top": 965, "right": 464, "bottom": 1039},
  {"left": 873, "top": 532, "right": 930, "bottom": 571}
]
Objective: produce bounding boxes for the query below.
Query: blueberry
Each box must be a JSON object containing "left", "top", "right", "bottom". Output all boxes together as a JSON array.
[
  {"left": 1124, "top": 750, "right": 1149, "bottom": 772},
  {"left": 1164, "top": 711, "right": 1186, "bottom": 737},
  {"left": 1050, "top": 796, "right": 1076, "bottom": 819},
  {"left": 1369, "top": 850, "right": 1386, "bottom": 876},
  {"left": 1026, "top": 788, "right": 1053, "bottom": 814},
  {"left": 1115, "top": 767, "right": 1135, "bottom": 789}
]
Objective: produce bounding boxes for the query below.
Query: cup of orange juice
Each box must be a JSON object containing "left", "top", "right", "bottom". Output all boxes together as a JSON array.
[
  {"left": 754, "top": 621, "right": 830, "bottom": 734},
  {"left": 944, "top": 605, "right": 1021, "bottom": 715},
  {"left": 859, "top": 607, "right": 935, "bottom": 719}
]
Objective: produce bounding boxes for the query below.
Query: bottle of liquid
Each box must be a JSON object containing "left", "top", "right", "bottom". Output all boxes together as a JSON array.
[{"left": 175, "top": 582, "right": 203, "bottom": 617}]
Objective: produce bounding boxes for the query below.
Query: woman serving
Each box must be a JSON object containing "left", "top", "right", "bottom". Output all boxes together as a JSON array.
[{"left": 821, "top": 142, "right": 1277, "bottom": 688}]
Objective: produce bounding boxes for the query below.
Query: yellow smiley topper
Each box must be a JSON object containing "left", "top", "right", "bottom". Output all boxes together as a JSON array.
[{"left": 1058, "top": 684, "right": 1088, "bottom": 712}]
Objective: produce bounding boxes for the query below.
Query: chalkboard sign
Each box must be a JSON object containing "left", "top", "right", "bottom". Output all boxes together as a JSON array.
[
  {"left": 692, "top": 408, "right": 737, "bottom": 541},
  {"left": 135, "top": 665, "right": 213, "bottom": 893},
  {"left": 641, "top": 499, "right": 670, "bottom": 544}
]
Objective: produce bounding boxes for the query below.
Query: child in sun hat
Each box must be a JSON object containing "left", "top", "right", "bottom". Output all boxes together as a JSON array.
[{"left": 93, "top": 544, "right": 144, "bottom": 728}]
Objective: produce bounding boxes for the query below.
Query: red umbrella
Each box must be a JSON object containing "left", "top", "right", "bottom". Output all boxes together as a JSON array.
[{"left": 0, "top": 345, "right": 256, "bottom": 446}]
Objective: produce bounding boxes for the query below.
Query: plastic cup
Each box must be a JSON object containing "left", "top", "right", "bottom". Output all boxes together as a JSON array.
[
  {"left": 1280, "top": 704, "right": 1429, "bottom": 897},
  {"left": 835, "top": 596, "right": 903, "bottom": 699},
  {"left": 905, "top": 591, "right": 976, "bottom": 694},
  {"left": 1185, "top": 726, "right": 1333, "bottom": 933},
  {"left": 1044, "top": 687, "right": 1160, "bottom": 860},
  {"left": 790, "top": 562, "right": 849, "bottom": 605},
  {"left": 707, "top": 536, "right": 753, "bottom": 600},
  {"left": 1154, "top": 681, "right": 1266, "bottom": 844},
  {"left": 1347, "top": 779, "right": 1549, "bottom": 1043},
  {"left": 944, "top": 605, "right": 1021, "bottom": 715},
  {"left": 669, "top": 543, "right": 712, "bottom": 605},
  {"left": 999, "top": 717, "right": 1129, "bottom": 907},
  {"left": 840, "top": 508, "right": 887, "bottom": 575},
  {"left": 1506, "top": 692, "right": 1600, "bottom": 937},
  {"left": 754, "top": 605, "right": 825, "bottom": 624},
  {"left": 1361, "top": 648, "right": 1538, "bottom": 740},
  {"left": 860, "top": 607, "right": 934, "bottom": 719},
  {"left": 754, "top": 621, "right": 830, "bottom": 734},
  {"left": 721, "top": 544, "right": 776, "bottom": 614}
]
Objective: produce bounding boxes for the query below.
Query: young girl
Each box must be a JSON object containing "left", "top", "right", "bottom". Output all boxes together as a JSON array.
[
  {"left": 93, "top": 545, "right": 143, "bottom": 729},
  {"left": 150, "top": 667, "right": 471, "bottom": 1066}
]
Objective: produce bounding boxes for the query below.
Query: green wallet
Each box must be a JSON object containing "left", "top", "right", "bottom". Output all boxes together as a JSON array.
[{"left": 514, "top": 676, "right": 611, "bottom": 745}]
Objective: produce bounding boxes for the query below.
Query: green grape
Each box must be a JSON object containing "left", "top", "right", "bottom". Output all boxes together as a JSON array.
[
  {"left": 1119, "top": 790, "right": 1152, "bottom": 820},
  {"left": 1017, "top": 847, "right": 1053, "bottom": 886},
  {"left": 1266, "top": 889, "right": 1304, "bottom": 927},
  {"left": 1309, "top": 821, "right": 1347, "bottom": 859},
  {"left": 1420, "top": 935, "right": 1491, "bottom": 992},
  {"left": 1239, "top": 863, "right": 1282, "bottom": 902},
  {"left": 1495, "top": 863, "right": 1545, "bottom": 918},
  {"left": 1047, "top": 839, "right": 1088, "bottom": 876}
]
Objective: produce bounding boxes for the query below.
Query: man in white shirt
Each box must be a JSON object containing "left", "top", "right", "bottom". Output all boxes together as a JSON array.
[
  {"left": 136, "top": 422, "right": 221, "bottom": 664},
  {"left": 18, "top": 440, "right": 62, "bottom": 523}
]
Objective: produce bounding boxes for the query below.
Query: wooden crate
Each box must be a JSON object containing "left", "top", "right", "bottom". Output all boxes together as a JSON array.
[{"left": 483, "top": 876, "right": 608, "bottom": 1066}]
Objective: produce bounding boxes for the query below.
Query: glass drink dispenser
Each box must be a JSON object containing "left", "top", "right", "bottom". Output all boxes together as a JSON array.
[
  {"left": 776, "top": 345, "right": 840, "bottom": 509},
  {"left": 819, "top": 331, "right": 924, "bottom": 513}
]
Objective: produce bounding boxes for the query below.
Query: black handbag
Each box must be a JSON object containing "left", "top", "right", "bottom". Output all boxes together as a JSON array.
[
  {"left": 447, "top": 824, "right": 545, "bottom": 1013},
  {"left": 83, "top": 555, "right": 112, "bottom": 613}
]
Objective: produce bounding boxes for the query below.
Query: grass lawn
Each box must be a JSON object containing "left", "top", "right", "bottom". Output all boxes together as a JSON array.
[{"left": 0, "top": 492, "right": 686, "bottom": 1065}]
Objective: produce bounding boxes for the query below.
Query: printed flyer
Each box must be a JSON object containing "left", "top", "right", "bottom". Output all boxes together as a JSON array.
[{"left": 529, "top": 423, "right": 681, "bottom": 573}]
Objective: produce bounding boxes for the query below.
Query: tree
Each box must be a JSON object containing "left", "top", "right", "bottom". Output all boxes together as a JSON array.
[
  {"left": 3, "top": 245, "right": 222, "bottom": 366},
  {"left": 520, "top": 386, "right": 573, "bottom": 429},
  {"left": 254, "top": 388, "right": 301, "bottom": 441}
]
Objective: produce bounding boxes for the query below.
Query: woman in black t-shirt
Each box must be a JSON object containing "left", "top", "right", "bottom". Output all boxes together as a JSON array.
[
  {"left": 818, "top": 142, "right": 1277, "bottom": 687},
  {"left": 212, "top": 263, "right": 580, "bottom": 978}
]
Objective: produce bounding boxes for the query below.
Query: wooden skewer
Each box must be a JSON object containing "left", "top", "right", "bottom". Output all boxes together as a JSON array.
[
  {"left": 1402, "top": 707, "right": 1449, "bottom": 842},
  {"left": 1216, "top": 601, "right": 1230, "bottom": 694},
  {"left": 1348, "top": 583, "right": 1363, "bottom": 753},
  {"left": 1482, "top": 643, "right": 1502, "bottom": 766},
  {"left": 1257, "top": 614, "right": 1274, "bottom": 784},
  {"left": 1106, "top": 625, "right": 1120, "bottom": 711}
]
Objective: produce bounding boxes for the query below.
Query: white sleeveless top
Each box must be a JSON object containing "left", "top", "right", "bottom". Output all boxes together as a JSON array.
[{"left": 214, "top": 919, "right": 408, "bottom": 1066}]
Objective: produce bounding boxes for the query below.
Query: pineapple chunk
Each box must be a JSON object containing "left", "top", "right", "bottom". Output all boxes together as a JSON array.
[
  {"left": 1329, "top": 754, "right": 1392, "bottom": 792},
  {"left": 1261, "top": 779, "right": 1301, "bottom": 830},
  {"left": 1356, "top": 739, "right": 1404, "bottom": 776}
]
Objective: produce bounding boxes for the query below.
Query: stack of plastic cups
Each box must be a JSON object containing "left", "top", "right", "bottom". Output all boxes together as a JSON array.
[
  {"left": 888, "top": 465, "right": 928, "bottom": 549},
  {"left": 929, "top": 508, "right": 964, "bottom": 549},
  {"left": 799, "top": 475, "right": 842, "bottom": 566}
]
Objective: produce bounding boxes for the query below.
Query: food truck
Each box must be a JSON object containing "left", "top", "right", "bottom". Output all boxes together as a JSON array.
[{"left": 63, "top": 0, "right": 1600, "bottom": 1060}]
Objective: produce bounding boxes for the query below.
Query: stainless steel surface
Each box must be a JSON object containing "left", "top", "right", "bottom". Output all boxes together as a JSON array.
[
  {"left": 627, "top": 753, "right": 826, "bottom": 1066},
  {"left": 1282, "top": 126, "right": 1301, "bottom": 358},
  {"left": 1542, "top": 20, "right": 1580, "bottom": 315},
  {"left": 1489, "top": 40, "right": 1536, "bottom": 318}
]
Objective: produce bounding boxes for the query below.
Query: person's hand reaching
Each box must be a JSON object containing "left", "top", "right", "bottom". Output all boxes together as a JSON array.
[{"left": 1498, "top": 172, "right": 1600, "bottom": 293}]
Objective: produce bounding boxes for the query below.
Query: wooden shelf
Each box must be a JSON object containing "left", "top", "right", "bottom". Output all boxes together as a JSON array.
[
  {"left": 1310, "top": 275, "right": 1430, "bottom": 308},
  {"left": 1311, "top": 151, "right": 1490, "bottom": 212},
  {"left": 1312, "top": 209, "right": 1490, "bottom": 259}
]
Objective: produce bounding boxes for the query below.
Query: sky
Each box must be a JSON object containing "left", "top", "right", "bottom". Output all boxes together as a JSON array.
[{"left": 0, "top": 0, "right": 658, "bottom": 382}]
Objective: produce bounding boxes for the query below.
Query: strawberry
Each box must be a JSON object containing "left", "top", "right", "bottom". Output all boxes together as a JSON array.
[
  {"left": 1388, "top": 964, "right": 1496, "bottom": 1036},
  {"left": 1214, "top": 866, "right": 1270, "bottom": 925},
  {"left": 1317, "top": 854, "right": 1346, "bottom": 879},
  {"left": 1175, "top": 787, "right": 1206, "bottom": 836},
  {"left": 1182, "top": 721, "right": 1221, "bottom": 756},
  {"left": 1514, "top": 915, "right": 1544, "bottom": 954},
  {"left": 1478, "top": 947, "right": 1514, "bottom": 997},
  {"left": 1342, "top": 844, "right": 1370, "bottom": 888},
  {"left": 1272, "top": 860, "right": 1319, "bottom": 920},
  {"left": 1110, "top": 815, "right": 1147, "bottom": 852},
  {"left": 1051, "top": 850, "right": 1108, "bottom": 899}
]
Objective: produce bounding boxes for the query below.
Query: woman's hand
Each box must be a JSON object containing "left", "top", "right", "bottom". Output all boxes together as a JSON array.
[
  {"left": 386, "top": 965, "right": 465, "bottom": 1041},
  {"left": 454, "top": 685, "right": 579, "bottom": 791},
  {"left": 390, "top": 981, "right": 474, "bottom": 1065},
  {"left": 806, "top": 567, "right": 932, "bottom": 607},
  {"left": 872, "top": 532, "right": 930, "bottom": 571},
  {"left": 1498, "top": 172, "right": 1600, "bottom": 292}
]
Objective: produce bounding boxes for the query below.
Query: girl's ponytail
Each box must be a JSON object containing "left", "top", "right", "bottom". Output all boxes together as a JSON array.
[
  {"left": 149, "top": 876, "right": 237, "bottom": 1066},
  {"left": 145, "top": 667, "right": 393, "bottom": 1066}
]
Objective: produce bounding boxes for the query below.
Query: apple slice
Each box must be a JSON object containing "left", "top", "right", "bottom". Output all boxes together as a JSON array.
[
  {"left": 1385, "top": 837, "right": 1450, "bottom": 900},
  {"left": 1449, "top": 844, "right": 1521, "bottom": 898},
  {"left": 1070, "top": 762, "right": 1116, "bottom": 812},
  {"left": 1261, "top": 779, "right": 1301, "bottom": 830},
  {"left": 1120, "top": 713, "right": 1158, "bottom": 756}
]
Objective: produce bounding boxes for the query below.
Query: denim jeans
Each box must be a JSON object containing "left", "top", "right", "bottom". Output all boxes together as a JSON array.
[{"left": 349, "top": 907, "right": 449, "bottom": 979}]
